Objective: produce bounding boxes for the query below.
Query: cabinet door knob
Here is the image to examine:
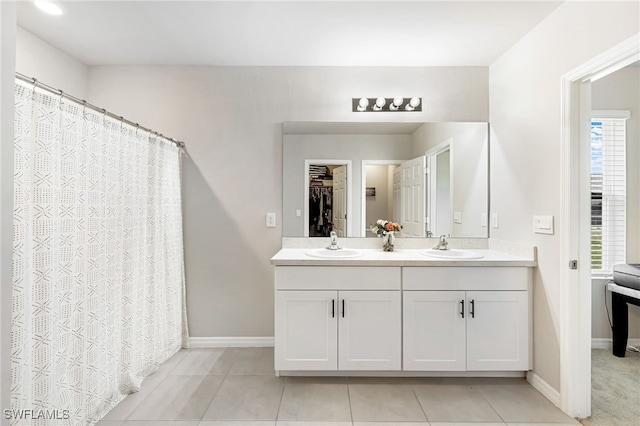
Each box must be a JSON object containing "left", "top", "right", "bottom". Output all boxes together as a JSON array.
[
  {"left": 470, "top": 299, "right": 475, "bottom": 318},
  {"left": 460, "top": 299, "right": 465, "bottom": 318}
]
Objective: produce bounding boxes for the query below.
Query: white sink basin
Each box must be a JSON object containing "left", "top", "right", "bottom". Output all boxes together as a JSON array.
[
  {"left": 421, "top": 249, "right": 484, "bottom": 259},
  {"left": 305, "top": 248, "right": 364, "bottom": 259}
]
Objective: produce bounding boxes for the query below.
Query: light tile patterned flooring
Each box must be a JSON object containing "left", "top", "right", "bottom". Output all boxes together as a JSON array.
[{"left": 97, "top": 347, "right": 578, "bottom": 426}]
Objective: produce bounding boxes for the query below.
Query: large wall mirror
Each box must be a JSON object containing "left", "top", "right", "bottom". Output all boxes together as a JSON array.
[{"left": 282, "top": 121, "right": 489, "bottom": 238}]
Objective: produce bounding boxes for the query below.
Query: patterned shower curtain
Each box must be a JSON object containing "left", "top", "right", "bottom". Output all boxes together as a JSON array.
[{"left": 11, "top": 79, "right": 187, "bottom": 425}]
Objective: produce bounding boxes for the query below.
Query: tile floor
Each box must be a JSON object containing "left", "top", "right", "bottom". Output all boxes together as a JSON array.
[{"left": 97, "top": 347, "right": 579, "bottom": 426}]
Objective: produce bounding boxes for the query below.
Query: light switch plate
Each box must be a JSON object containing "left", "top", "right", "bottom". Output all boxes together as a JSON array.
[
  {"left": 481, "top": 213, "right": 487, "bottom": 227},
  {"left": 453, "top": 211, "right": 462, "bottom": 224},
  {"left": 266, "top": 213, "right": 277, "bottom": 228},
  {"left": 533, "top": 215, "right": 554, "bottom": 234},
  {"left": 295, "top": 209, "right": 301, "bottom": 217},
  {"left": 491, "top": 213, "right": 499, "bottom": 229}
]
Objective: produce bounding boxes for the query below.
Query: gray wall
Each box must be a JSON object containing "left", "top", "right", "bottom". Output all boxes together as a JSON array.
[{"left": 86, "top": 66, "right": 489, "bottom": 338}]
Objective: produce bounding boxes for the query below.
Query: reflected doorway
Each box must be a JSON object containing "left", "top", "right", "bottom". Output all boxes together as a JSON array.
[
  {"left": 304, "top": 160, "right": 351, "bottom": 237},
  {"left": 363, "top": 163, "right": 400, "bottom": 237}
]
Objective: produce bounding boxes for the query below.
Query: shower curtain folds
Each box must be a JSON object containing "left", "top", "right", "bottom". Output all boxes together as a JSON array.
[{"left": 11, "top": 78, "right": 187, "bottom": 425}]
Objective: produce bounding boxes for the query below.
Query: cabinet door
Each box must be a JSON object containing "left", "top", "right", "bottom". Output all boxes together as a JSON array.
[
  {"left": 466, "top": 291, "right": 529, "bottom": 371},
  {"left": 275, "top": 291, "right": 337, "bottom": 371},
  {"left": 403, "top": 291, "right": 466, "bottom": 371},
  {"left": 338, "top": 291, "right": 401, "bottom": 370}
]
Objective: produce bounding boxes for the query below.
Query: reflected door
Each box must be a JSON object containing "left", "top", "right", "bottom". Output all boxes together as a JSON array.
[
  {"left": 392, "top": 166, "right": 401, "bottom": 225},
  {"left": 333, "top": 165, "right": 347, "bottom": 237},
  {"left": 400, "top": 156, "right": 426, "bottom": 237}
]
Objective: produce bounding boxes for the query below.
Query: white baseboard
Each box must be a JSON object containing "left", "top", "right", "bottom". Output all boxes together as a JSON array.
[
  {"left": 591, "top": 338, "right": 640, "bottom": 349},
  {"left": 527, "top": 371, "right": 561, "bottom": 408},
  {"left": 189, "top": 336, "right": 274, "bottom": 348}
]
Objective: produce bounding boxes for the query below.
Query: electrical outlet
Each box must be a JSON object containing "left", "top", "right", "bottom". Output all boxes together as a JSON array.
[
  {"left": 481, "top": 213, "right": 488, "bottom": 227},
  {"left": 266, "top": 213, "right": 276, "bottom": 228}
]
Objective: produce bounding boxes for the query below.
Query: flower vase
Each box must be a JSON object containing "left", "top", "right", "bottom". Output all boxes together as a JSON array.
[{"left": 382, "top": 231, "right": 395, "bottom": 252}]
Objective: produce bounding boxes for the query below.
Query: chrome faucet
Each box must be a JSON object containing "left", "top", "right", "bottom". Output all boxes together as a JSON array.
[
  {"left": 433, "top": 234, "right": 449, "bottom": 250},
  {"left": 326, "top": 230, "right": 341, "bottom": 250}
]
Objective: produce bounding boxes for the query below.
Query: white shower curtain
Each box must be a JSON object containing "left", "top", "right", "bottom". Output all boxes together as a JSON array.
[{"left": 11, "top": 79, "right": 187, "bottom": 425}]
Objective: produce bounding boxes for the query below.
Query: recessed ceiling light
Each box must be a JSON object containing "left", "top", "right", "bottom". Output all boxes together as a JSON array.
[{"left": 33, "top": 0, "right": 65, "bottom": 16}]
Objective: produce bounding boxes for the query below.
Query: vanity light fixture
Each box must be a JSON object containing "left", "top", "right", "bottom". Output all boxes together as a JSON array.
[
  {"left": 352, "top": 97, "right": 422, "bottom": 112},
  {"left": 34, "top": 0, "right": 65, "bottom": 16}
]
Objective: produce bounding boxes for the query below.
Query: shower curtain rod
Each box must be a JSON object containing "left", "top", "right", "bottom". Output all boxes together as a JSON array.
[{"left": 15, "top": 72, "right": 185, "bottom": 149}]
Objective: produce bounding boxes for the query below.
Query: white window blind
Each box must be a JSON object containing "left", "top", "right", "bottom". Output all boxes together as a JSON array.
[{"left": 591, "top": 112, "right": 628, "bottom": 273}]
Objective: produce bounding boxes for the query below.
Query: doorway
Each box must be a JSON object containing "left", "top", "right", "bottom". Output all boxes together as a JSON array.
[
  {"left": 362, "top": 161, "right": 401, "bottom": 238},
  {"left": 560, "top": 35, "right": 639, "bottom": 418},
  {"left": 304, "top": 160, "right": 352, "bottom": 238}
]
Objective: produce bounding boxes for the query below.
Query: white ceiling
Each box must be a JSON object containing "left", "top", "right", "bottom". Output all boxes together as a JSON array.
[{"left": 16, "top": 0, "right": 563, "bottom": 67}]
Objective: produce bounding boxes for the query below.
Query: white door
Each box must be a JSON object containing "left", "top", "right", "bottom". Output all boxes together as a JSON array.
[
  {"left": 400, "top": 156, "right": 426, "bottom": 237},
  {"left": 333, "top": 165, "right": 347, "bottom": 237},
  {"left": 403, "top": 291, "right": 466, "bottom": 371},
  {"left": 392, "top": 166, "right": 401, "bottom": 225},
  {"left": 466, "top": 291, "right": 529, "bottom": 371},
  {"left": 338, "top": 291, "right": 401, "bottom": 370},
  {"left": 275, "top": 291, "right": 338, "bottom": 371}
]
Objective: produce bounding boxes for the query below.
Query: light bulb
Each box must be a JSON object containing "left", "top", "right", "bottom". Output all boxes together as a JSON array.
[
  {"left": 357, "top": 97, "right": 369, "bottom": 111},
  {"left": 405, "top": 97, "right": 421, "bottom": 111},
  {"left": 390, "top": 96, "right": 404, "bottom": 110},
  {"left": 373, "top": 97, "right": 386, "bottom": 111}
]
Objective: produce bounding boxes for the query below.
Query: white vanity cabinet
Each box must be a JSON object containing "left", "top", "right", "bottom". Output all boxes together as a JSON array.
[
  {"left": 274, "top": 266, "right": 402, "bottom": 372},
  {"left": 402, "top": 267, "right": 531, "bottom": 372}
]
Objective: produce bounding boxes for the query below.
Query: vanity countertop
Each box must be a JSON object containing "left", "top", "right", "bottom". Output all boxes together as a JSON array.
[{"left": 270, "top": 248, "right": 537, "bottom": 267}]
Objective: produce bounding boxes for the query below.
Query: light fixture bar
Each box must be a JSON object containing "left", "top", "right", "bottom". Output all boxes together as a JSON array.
[{"left": 352, "top": 97, "right": 421, "bottom": 112}]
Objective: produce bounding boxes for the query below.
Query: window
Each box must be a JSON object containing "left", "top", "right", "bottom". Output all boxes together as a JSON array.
[{"left": 590, "top": 111, "right": 629, "bottom": 273}]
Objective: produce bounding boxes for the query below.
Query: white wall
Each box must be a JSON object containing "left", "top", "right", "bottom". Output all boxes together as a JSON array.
[
  {"left": 15, "top": 27, "right": 88, "bottom": 98},
  {"left": 84, "top": 66, "right": 488, "bottom": 338},
  {"left": 591, "top": 65, "right": 640, "bottom": 340},
  {"left": 489, "top": 1, "right": 639, "bottom": 391},
  {"left": 0, "top": 3, "right": 16, "bottom": 422}
]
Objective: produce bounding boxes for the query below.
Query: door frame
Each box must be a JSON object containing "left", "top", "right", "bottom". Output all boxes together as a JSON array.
[
  {"left": 559, "top": 34, "right": 639, "bottom": 418},
  {"left": 304, "top": 159, "right": 353, "bottom": 237},
  {"left": 426, "top": 139, "right": 452, "bottom": 237}
]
